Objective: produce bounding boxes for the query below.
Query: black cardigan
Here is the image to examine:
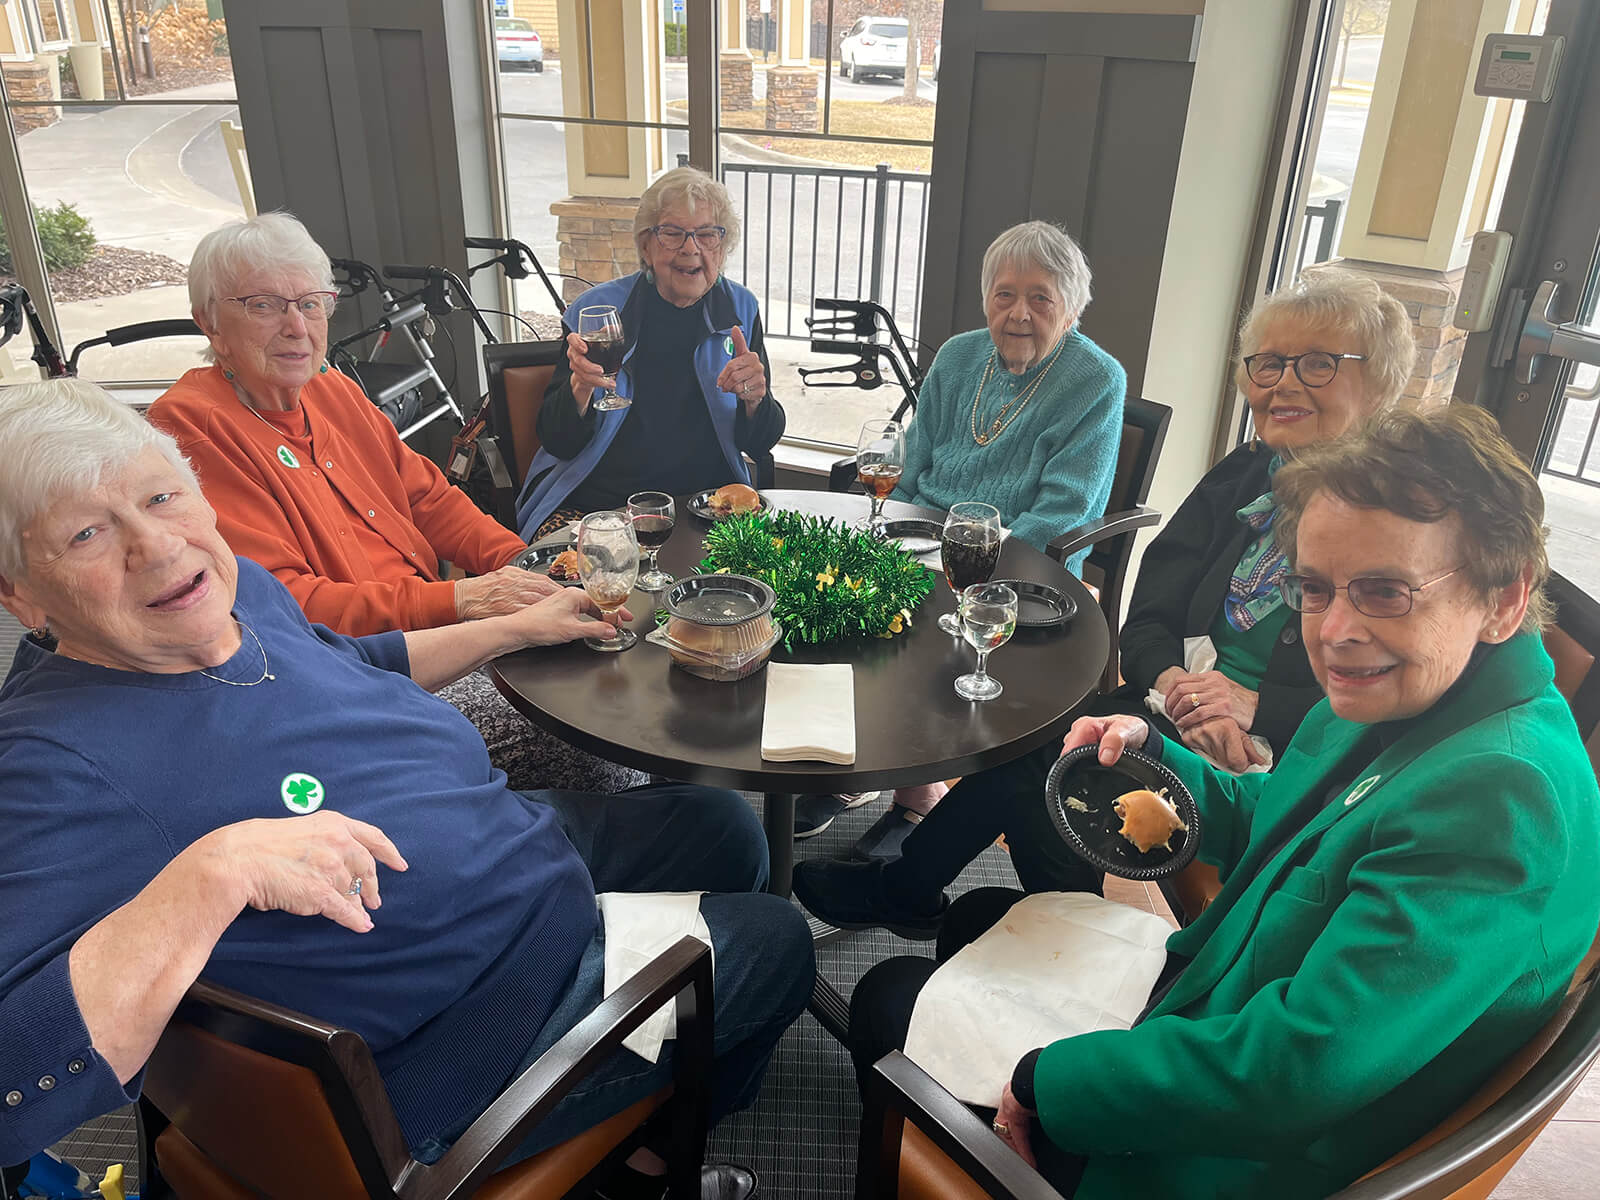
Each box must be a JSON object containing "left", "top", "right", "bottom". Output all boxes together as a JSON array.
[{"left": 1117, "top": 442, "right": 1321, "bottom": 756}]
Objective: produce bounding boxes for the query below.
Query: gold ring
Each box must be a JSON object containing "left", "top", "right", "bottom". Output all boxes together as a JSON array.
[
  {"left": 1189, "top": 693, "right": 1200, "bottom": 709},
  {"left": 992, "top": 1120, "right": 1009, "bottom": 1136}
]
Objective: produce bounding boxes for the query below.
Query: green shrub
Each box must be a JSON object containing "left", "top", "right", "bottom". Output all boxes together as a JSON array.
[
  {"left": 0, "top": 202, "right": 98, "bottom": 273},
  {"left": 664, "top": 22, "right": 686, "bottom": 56}
]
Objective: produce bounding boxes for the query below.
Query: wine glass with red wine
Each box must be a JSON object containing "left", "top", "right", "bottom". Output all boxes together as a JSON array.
[
  {"left": 576, "top": 511, "right": 639, "bottom": 651},
  {"left": 856, "top": 418, "right": 904, "bottom": 535},
  {"left": 627, "top": 490, "right": 675, "bottom": 591},
  {"left": 939, "top": 501, "right": 1002, "bottom": 635},
  {"left": 578, "top": 305, "right": 628, "bottom": 411}
]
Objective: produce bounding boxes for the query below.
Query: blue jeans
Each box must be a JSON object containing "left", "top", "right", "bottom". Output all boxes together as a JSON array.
[{"left": 415, "top": 783, "right": 815, "bottom": 1164}]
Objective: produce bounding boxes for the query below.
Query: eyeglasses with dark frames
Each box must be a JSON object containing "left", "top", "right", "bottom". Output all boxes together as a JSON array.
[
  {"left": 1278, "top": 567, "right": 1463, "bottom": 618},
  {"left": 225, "top": 292, "right": 339, "bottom": 322},
  {"left": 1243, "top": 350, "right": 1366, "bottom": 388},
  {"left": 649, "top": 225, "right": 727, "bottom": 251}
]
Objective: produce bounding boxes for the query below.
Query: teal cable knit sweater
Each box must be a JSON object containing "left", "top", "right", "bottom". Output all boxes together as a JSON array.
[{"left": 892, "top": 327, "right": 1125, "bottom": 574}]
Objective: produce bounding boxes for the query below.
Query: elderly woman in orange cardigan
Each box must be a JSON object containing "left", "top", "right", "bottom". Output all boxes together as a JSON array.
[{"left": 149, "top": 212, "right": 641, "bottom": 794}]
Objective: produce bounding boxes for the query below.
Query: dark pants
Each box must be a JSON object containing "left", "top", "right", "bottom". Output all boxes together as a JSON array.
[
  {"left": 884, "top": 742, "right": 1104, "bottom": 903},
  {"left": 416, "top": 783, "right": 815, "bottom": 1164},
  {"left": 848, "top": 887, "right": 1087, "bottom": 1195}
]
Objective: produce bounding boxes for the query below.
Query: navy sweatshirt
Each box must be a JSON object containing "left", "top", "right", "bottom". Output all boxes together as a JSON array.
[{"left": 0, "top": 559, "right": 595, "bottom": 1161}]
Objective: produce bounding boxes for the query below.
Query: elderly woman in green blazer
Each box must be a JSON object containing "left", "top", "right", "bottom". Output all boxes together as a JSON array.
[{"left": 847, "top": 404, "right": 1600, "bottom": 1198}]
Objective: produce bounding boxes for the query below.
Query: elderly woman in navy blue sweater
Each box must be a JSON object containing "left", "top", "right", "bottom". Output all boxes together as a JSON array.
[{"left": 0, "top": 380, "right": 810, "bottom": 1200}]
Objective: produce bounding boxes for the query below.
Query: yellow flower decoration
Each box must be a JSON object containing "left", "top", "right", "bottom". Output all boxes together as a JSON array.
[{"left": 888, "top": 614, "right": 904, "bottom": 634}]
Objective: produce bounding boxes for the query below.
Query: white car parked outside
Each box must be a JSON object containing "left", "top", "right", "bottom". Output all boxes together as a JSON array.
[{"left": 839, "top": 17, "right": 909, "bottom": 83}]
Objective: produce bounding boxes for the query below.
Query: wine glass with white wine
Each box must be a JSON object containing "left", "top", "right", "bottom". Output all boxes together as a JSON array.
[
  {"left": 576, "top": 511, "right": 639, "bottom": 651},
  {"left": 955, "top": 582, "right": 1017, "bottom": 701}
]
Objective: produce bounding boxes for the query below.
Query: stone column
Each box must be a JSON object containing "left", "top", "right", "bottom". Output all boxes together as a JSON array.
[
  {"left": 720, "top": 0, "right": 754, "bottom": 111},
  {"left": 764, "top": 0, "right": 815, "bottom": 130},
  {"left": 1329, "top": 0, "right": 1537, "bottom": 406},
  {"left": 2, "top": 61, "right": 61, "bottom": 134},
  {"left": 550, "top": 0, "right": 671, "bottom": 300}
]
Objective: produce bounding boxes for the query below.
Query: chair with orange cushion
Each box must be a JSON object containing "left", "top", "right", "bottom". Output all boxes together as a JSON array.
[
  {"left": 137, "top": 936, "right": 712, "bottom": 1200},
  {"left": 483, "top": 339, "right": 565, "bottom": 531}
]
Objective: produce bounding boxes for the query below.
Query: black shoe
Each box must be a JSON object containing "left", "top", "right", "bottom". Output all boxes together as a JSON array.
[
  {"left": 836, "top": 790, "right": 880, "bottom": 808},
  {"left": 792, "top": 857, "right": 947, "bottom": 940},
  {"left": 794, "top": 793, "right": 847, "bottom": 839},
  {"left": 849, "top": 804, "right": 919, "bottom": 863},
  {"left": 597, "top": 1162, "right": 758, "bottom": 1200}
]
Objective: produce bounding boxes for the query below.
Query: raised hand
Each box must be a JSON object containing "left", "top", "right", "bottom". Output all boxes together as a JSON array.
[{"left": 715, "top": 325, "right": 768, "bottom": 414}]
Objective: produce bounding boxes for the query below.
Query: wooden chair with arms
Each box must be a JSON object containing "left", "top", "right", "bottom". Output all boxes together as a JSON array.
[
  {"left": 482, "top": 339, "right": 566, "bottom": 531},
  {"left": 138, "top": 936, "right": 713, "bottom": 1200}
]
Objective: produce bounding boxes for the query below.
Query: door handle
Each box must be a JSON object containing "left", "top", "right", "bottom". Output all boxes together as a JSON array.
[{"left": 1516, "top": 280, "right": 1600, "bottom": 383}]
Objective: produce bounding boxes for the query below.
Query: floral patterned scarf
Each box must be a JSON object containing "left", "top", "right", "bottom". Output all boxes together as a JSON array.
[{"left": 1224, "top": 457, "right": 1289, "bottom": 632}]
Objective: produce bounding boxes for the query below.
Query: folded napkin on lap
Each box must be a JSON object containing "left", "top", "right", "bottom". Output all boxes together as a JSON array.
[
  {"left": 903, "top": 892, "right": 1170, "bottom": 1108},
  {"left": 596, "top": 891, "right": 711, "bottom": 1064},
  {"left": 761, "top": 662, "right": 856, "bottom": 764}
]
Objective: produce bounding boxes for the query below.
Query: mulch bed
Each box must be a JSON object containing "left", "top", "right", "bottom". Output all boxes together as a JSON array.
[{"left": 2, "top": 245, "right": 189, "bottom": 304}]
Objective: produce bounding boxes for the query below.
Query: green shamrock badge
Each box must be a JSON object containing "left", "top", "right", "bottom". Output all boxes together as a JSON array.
[
  {"left": 281, "top": 772, "right": 325, "bottom": 814},
  {"left": 276, "top": 445, "right": 301, "bottom": 469}
]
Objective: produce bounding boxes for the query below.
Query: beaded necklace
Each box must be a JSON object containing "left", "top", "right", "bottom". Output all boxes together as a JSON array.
[{"left": 968, "top": 337, "right": 1067, "bottom": 446}]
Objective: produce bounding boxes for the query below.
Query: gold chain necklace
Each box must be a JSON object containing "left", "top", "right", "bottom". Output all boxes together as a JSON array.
[
  {"left": 226, "top": 369, "right": 310, "bottom": 438},
  {"left": 969, "top": 338, "right": 1067, "bottom": 446},
  {"left": 198, "top": 619, "right": 275, "bottom": 687}
]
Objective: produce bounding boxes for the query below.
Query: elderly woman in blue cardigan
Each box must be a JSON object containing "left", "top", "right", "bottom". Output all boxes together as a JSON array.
[
  {"left": 803, "top": 221, "right": 1124, "bottom": 843},
  {"left": 892, "top": 220, "right": 1124, "bottom": 565}
]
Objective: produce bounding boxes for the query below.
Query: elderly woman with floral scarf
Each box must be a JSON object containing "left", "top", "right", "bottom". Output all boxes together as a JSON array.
[{"left": 794, "top": 270, "right": 1419, "bottom": 938}]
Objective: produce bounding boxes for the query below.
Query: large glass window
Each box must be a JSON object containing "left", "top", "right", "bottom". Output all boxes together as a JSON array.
[
  {"left": 487, "top": 0, "right": 944, "bottom": 448},
  {"left": 0, "top": 0, "right": 242, "bottom": 383}
]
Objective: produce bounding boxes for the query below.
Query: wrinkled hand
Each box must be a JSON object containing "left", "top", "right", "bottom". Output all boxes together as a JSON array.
[
  {"left": 994, "top": 1083, "right": 1038, "bottom": 1169},
  {"left": 199, "top": 811, "right": 408, "bottom": 934},
  {"left": 714, "top": 326, "right": 767, "bottom": 415},
  {"left": 456, "top": 564, "right": 563, "bottom": 621},
  {"left": 1180, "top": 715, "right": 1268, "bottom": 774},
  {"left": 1165, "top": 670, "right": 1260, "bottom": 733},
  {"left": 1061, "top": 713, "right": 1149, "bottom": 765},
  {"left": 565, "top": 330, "right": 609, "bottom": 414},
  {"left": 503, "top": 585, "right": 633, "bottom": 648}
]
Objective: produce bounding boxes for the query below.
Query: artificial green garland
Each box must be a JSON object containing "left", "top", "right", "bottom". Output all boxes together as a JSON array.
[{"left": 699, "top": 510, "right": 936, "bottom": 648}]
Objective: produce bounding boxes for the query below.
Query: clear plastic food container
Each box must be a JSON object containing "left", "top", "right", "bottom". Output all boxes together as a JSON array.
[{"left": 662, "top": 574, "right": 781, "bottom": 681}]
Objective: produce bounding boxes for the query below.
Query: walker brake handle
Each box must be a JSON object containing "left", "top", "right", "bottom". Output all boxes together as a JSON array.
[{"left": 797, "top": 357, "right": 885, "bottom": 390}]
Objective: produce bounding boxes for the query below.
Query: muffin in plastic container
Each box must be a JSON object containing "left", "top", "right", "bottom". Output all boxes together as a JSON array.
[{"left": 661, "top": 574, "right": 781, "bottom": 682}]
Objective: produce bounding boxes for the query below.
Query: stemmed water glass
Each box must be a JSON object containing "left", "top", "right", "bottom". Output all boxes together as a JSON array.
[
  {"left": 627, "top": 490, "right": 675, "bottom": 591},
  {"left": 578, "top": 305, "right": 628, "bottom": 411},
  {"left": 576, "top": 511, "right": 639, "bottom": 651},
  {"left": 938, "top": 501, "right": 1002, "bottom": 635},
  {"left": 856, "top": 418, "right": 905, "bottom": 535},
  {"left": 956, "top": 582, "right": 1017, "bottom": 701}
]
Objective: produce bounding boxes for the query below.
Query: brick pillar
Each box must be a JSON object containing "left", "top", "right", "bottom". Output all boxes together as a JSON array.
[
  {"left": 551, "top": 196, "right": 642, "bottom": 305},
  {"left": 765, "top": 65, "right": 817, "bottom": 133},
  {"left": 103, "top": 47, "right": 121, "bottom": 99},
  {"left": 2, "top": 62, "right": 60, "bottom": 134},
  {"left": 720, "top": 50, "right": 754, "bottom": 112},
  {"left": 1309, "top": 262, "right": 1466, "bottom": 408}
]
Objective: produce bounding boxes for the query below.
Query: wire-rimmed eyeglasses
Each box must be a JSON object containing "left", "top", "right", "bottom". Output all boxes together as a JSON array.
[
  {"left": 225, "top": 292, "right": 339, "bottom": 322},
  {"left": 649, "top": 224, "right": 727, "bottom": 251},
  {"left": 1243, "top": 350, "right": 1365, "bottom": 388},
  {"left": 1278, "top": 567, "right": 1462, "bottom": 618}
]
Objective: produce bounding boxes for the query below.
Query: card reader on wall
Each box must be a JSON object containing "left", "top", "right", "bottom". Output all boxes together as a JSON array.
[
  {"left": 1474, "top": 34, "right": 1564, "bottom": 102},
  {"left": 1455, "top": 231, "right": 1512, "bottom": 333}
]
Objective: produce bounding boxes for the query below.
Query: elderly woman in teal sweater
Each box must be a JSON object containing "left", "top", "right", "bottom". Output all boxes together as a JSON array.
[{"left": 892, "top": 220, "right": 1124, "bottom": 567}]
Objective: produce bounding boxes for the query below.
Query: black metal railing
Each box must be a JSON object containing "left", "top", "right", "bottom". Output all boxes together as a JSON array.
[
  {"left": 693, "top": 156, "right": 931, "bottom": 344},
  {"left": 1546, "top": 365, "right": 1600, "bottom": 488},
  {"left": 1296, "top": 196, "right": 1344, "bottom": 275}
]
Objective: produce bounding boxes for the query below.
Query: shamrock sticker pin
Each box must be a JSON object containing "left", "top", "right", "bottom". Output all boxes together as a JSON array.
[
  {"left": 276, "top": 445, "right": 301, "bottom": 469},
  {"left": 281, "top": 772, "right": 325, "bottom": 814}
]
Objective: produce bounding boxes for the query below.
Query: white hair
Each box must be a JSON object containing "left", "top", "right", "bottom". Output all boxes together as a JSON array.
[
  {"left": 633, "top": 166, "right": 742, "bottom": 269},
  {"left": 0, "top": 379, "right": 199, "bottom": 580},
  {"left": 1235, "top": 268, "right": 1417, "bottom": 408},
  {"left": 980, "top": 221, "right": 1093, "bottom": 320},
  {"left": 188, "top": 211, "right": 335, "bottom": 327}
]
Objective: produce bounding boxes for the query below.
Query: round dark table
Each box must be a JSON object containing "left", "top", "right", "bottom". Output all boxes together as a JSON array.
[{"left": 492, "top": 490, "right": 1109, "bottom": 896}]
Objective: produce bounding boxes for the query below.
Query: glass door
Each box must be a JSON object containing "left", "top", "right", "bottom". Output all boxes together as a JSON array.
[{"left": 1459, "top": 1, "right": 1600, "bottom": 598}]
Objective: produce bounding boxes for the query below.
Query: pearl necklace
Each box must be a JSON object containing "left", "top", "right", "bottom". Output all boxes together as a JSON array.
[
  {"left": 968, "top": 337, "right": 1067, "bottom": 446},
  {"left": 198, "top": 619, "right": 275, "bottom": 687}
]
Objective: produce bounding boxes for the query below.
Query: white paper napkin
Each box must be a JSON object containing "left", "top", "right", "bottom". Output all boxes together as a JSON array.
[
  {"left": 903, "top": 892, "right": 1171, "bottom": 1107},
  {"left": 596, "top": 892, "right": 712, "bottom": 1064},
  {"left": 761, "top": 662, "right": 856, "bottom": 764}
]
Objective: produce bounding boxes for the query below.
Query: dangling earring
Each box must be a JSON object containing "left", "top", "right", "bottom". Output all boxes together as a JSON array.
[
  {"left": 222, "top": 367, "right": 235, "bottom": 381},
  {"left": 318, "top": 362, "right": 329, "bottom": 374},
  {"left": 30, "top": 623, "right": 48, "bottom": 639},
  {"left": 1250, "top": 437, "right": 1260, "bottom": 452},
  {"left": 644, "top": 267, "right": 655, "bottom": 284}
]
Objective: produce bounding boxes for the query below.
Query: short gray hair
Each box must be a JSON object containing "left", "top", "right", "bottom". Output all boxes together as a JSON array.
[
  {"left": 188, "top": 211, "right": 335, "bottom": 327},
  {"left": 0, "top": 379, "right": 199, "bottom": 580},
  {"left": 979, "top": 221, "right": 1093, "bottom": 320},
  {"left": 1235, "top": 269, "right": 1416, "bottom": 408},
  {"left": 633, "top": 166, "right": 741, "bottom": 269}
]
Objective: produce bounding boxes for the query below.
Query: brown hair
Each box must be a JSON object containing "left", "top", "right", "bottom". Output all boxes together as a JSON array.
[{"left": 1274, "top": 404, "right": 1551, "bottom": 633}]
